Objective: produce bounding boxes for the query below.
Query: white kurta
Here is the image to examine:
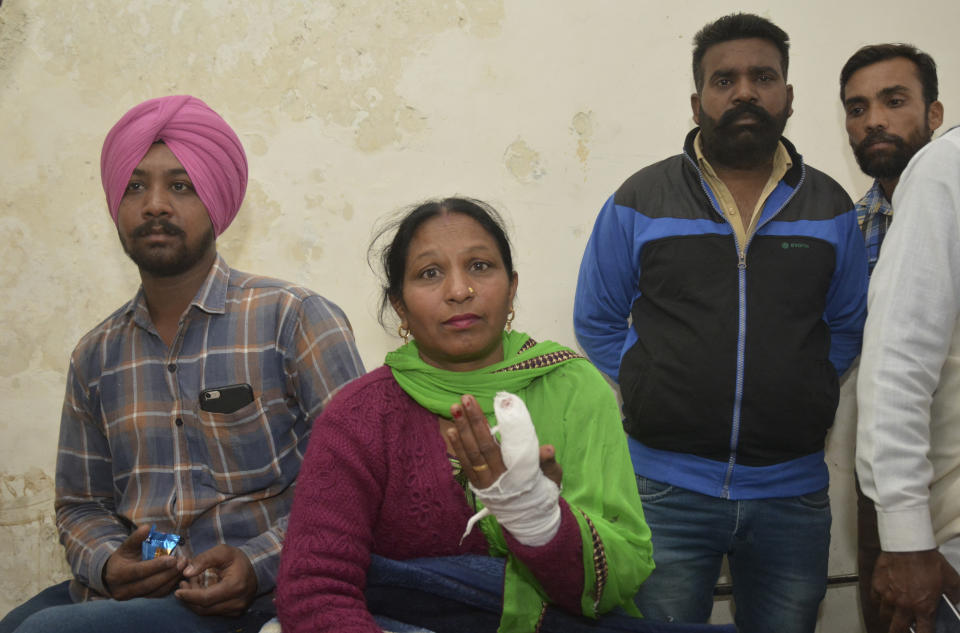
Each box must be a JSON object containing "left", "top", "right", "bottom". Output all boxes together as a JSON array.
[{"left": 857, "top": 126, "right": 960, "bottom": 566}]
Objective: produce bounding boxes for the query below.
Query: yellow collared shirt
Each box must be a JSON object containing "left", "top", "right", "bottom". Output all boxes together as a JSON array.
[{"left": 694, "top": 131, "right": 792, "bottom": 255}]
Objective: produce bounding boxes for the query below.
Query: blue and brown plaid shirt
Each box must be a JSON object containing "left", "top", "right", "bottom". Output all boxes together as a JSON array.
[
  {"left": 55, "top": 254, "right": 365, "bottom": 601},
  {"left": 855, "top": 180, "right": 893, "bottom": 275}
]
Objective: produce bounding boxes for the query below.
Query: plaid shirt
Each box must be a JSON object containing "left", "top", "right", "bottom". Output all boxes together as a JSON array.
[
  {"left": 855, "top": 179, "right": 893, "bottom": 275},
  {"left": 55, "top": 254, "right": 365, "bottom": 601}
]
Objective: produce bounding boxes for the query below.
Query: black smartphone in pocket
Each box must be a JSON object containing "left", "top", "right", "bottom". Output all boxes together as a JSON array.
[{"left": 199, "top": 383, "right": 255, "bottom": 414}]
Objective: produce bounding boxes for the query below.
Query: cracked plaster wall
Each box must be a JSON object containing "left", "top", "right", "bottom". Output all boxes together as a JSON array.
[{"left": 1, "top": 1, "right": 958, "bottom": 629}]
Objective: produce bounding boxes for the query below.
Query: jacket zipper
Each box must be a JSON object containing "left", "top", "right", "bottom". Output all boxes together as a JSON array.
[{"left": 684, "top": 153, "right": 806, "bottom": 498}]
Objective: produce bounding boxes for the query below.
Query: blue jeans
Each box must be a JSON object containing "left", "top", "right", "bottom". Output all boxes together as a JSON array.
[
  {"left": 633, "top": 476, "right": 831, "bottom": 633},
  {"left": 0, "top": 581, "right": 275, "bottom": 633}
]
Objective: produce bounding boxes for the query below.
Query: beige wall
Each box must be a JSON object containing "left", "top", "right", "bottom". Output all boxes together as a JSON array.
[{"left": 1, "top": 0, "right": 958, "bottom": 629}]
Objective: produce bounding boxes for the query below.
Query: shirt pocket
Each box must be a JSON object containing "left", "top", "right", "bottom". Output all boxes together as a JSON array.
[{"left": 195, "top": 397, "right": 283, "bottom": 495}]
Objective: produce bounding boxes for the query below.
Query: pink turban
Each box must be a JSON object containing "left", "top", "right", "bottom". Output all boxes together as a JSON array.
[{"left": 100, "top": 95, "right": 248, "bottom": 236}]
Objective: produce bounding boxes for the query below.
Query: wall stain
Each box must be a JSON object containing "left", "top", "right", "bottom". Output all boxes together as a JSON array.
[
  {"left": 305, "top": 193, "right": 326, "bottom": 210},
  {"left": 218, "top": 181, "right": 277, "bottom": 266},
  {"left": 246, "top": 134, "right": 269, "bottom": 157},
  {"left": 0, "top": 197, "right": 132, "bottom": 378},
  {"left": 0, "top": 468, "right": 71, "bottom": 617},
  {"left": 571, "top": 110, "right": 596, "bottom": 168},
  {"left": 0, "top": 467, "right": 54, "bottom": 525},
  {"left": 23, "top": 1, "right": 505, "bottom": 153},
  {"left": 504, "top": 137, "right": 545, "bottom": 184},
  {"left": 0, "top": 3, "right": 29, "bottom": 79},
  {"left": 0, "top": 216, "right": 29, "bottom": 293}
]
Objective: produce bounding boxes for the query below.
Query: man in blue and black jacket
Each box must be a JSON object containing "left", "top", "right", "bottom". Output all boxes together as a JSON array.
[{"left": 574, "top": 13, "right": 867, "bottom": 633}]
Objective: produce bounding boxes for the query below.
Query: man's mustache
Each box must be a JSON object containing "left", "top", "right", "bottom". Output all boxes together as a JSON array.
[
  {"left": 857, "top": 131, "right": 904, "bottom": 151},
  {"left": 717, "top": 103, "right": 774, "bottom": 128},
  {"left": 132, "top": 218, "right": 185, "bottom": 239}
]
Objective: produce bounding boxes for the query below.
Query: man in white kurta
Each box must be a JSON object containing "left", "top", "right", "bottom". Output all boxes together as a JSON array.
[{"left": 857, "top": 125, "right": 960, "bottom": 633}]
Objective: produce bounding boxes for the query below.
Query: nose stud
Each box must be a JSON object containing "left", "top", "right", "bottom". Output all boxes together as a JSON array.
[{"left": 468, "top": 287, "right": 475, "bottom": 296}]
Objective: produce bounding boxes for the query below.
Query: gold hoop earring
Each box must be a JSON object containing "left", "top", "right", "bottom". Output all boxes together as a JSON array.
[
  {"left": 398, "top": 324, "right": 410, "bottom": 343},
  {"left": 505, "top": 309, "right": 515, "bottom": 333}
]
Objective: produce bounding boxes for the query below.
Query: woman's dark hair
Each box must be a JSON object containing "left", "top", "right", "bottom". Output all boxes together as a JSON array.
[{"left": 369, "top": 197, "right": 514, "bottom": 326}]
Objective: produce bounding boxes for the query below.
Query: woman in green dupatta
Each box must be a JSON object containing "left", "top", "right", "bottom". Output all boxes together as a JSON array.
[{"left": 277, "top": 198, "right": 654, "bottom": 633}]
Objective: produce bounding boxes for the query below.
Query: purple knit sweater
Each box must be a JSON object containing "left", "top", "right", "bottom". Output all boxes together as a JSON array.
[{"left": 276, "top": 366, "right": 584, "bottom": 633}]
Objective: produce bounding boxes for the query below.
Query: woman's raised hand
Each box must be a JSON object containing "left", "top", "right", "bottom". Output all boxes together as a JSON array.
[{"left": 448, "top": 394, "right": 507, "bottom": 489}]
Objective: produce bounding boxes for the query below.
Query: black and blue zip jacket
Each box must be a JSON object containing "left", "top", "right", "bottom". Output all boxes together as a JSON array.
[{"left": 574, "top": 129, "right": 868, "bottom": 500}]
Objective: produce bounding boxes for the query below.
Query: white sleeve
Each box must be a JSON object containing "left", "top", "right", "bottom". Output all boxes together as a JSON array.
[{"left": 856, "top": 129, "right": 960, "bottom": 553}]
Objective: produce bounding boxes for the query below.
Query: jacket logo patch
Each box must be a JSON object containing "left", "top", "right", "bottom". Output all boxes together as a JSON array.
[{"left": 781, "top": 241, "right": 810, "bottom": 249}]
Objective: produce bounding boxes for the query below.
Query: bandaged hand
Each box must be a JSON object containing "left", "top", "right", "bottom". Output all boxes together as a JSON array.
[{"left": 450, "top": 392, "right": 561, "bottom": 547}]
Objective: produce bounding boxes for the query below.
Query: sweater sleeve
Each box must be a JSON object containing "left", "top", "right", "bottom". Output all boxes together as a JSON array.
[
  {"left": 857, "top": 130, "right": 960, "bottom": 552},
  {"left": 275, "top": 382, "right": 385, "bottom": 633},
  {"left": 574, "top": 195, "right": 642, "bottom": 381}
]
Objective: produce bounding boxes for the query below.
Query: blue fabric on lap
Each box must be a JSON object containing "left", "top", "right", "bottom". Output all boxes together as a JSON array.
[{"left": 366, "top": 554, "right": 736, "bottom": 633}]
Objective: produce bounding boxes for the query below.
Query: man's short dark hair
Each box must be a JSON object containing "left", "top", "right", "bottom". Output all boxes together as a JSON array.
[
  {"left": 839, "top": 44, "right": 939, "bottom": 106},
  {"left": 692, "top": 13, "right": 790, "bottom": 93}
]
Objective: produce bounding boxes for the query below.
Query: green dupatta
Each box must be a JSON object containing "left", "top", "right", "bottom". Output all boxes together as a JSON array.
[
  {"left": 385, "top": 330, "right": 578, "bottom": 422},
  {"left": 384, "top": 330, "right": 653, "bottom": 632}
]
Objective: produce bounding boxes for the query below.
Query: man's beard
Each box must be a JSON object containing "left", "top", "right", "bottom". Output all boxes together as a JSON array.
[
  {"left": 852, "top": 122, "right": 932, "bottom": 180},
  {"left": 699, "top": 102, "right": 790, "bottom": 169},
  {"left": 120, "top": 218, "right": 215, "bottom": 277}
]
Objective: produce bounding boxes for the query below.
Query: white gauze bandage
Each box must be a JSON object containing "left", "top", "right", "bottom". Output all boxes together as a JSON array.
[{"left": 460, "top": 391, "right": 561, "bottom": 547}]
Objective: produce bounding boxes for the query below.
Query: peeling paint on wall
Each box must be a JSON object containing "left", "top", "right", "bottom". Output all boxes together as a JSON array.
[
  {"left": 0, "top": 467, "right": 54, "bottom": 526},
  {"left": 9, "top": 1, "right": 504, "bottom": 154}
]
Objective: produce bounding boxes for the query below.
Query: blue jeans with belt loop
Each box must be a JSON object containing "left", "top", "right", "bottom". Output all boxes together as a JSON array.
[{"left": 632, "top": 476, "right": 831, "bottom": 633}]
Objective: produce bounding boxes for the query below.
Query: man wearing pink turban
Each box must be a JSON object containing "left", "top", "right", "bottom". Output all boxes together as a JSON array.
[{"left": 0, "top": 96, "right": 366, "bottom": 633}]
